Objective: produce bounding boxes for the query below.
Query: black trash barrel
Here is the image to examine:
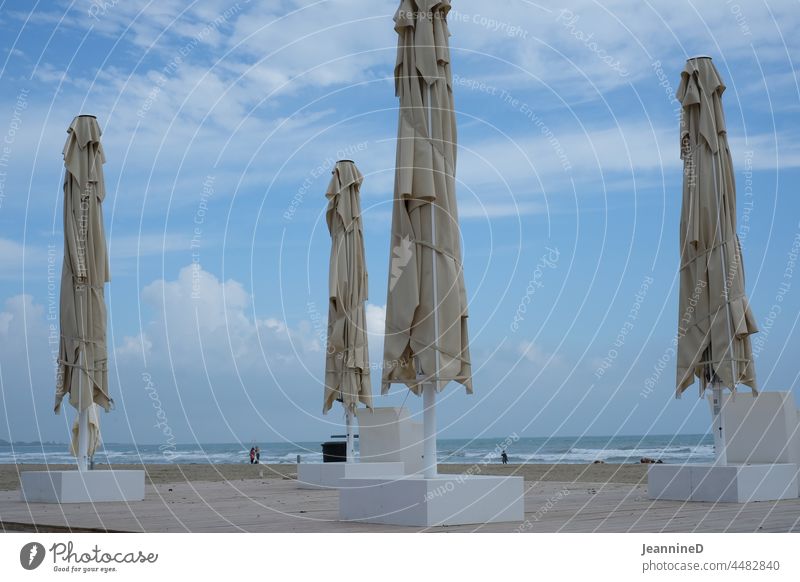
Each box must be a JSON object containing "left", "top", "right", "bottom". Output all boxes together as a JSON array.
[{"left": 321, "top": 441, "right": 347, "bottom": 463}]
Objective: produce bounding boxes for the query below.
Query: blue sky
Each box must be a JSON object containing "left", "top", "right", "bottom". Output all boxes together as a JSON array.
[{"left": 0, "top": 0, "right": 798, "bottom": 448}]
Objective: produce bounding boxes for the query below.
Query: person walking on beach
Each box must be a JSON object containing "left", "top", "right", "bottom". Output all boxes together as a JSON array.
[
  {"left": 501, "top": 450, "right": 508, "bottom": 464},
  {"left": 249, "top": 447, "right": 256, "bottom": 464},
  {"left": 255, "top": 447, "right": 261, "bottom": 464}
]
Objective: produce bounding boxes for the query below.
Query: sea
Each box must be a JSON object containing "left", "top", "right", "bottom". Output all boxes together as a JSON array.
[{"left": 0, "top": 434, "right": 714, "bottom": 465}]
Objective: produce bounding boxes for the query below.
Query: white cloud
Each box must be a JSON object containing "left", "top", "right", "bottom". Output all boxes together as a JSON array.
[
  {"left": 116, "top": 263, "right": 321, "bottom": 371},
  {"left": 365, "top": 302, "right": 386, "bottom": 368},
  {"left": 518, "top": 340, "right": 563, "bottom": 368},
  {"left": 5, "top": 0, "right": 797, "bottom": 234},
  {"left": 453, "top": 0, "right": 800, "bottom": 96},
  {"left": 0, "top": 238, "right": 50, "bottom": 281},
  {"left": 116, "top": 333, "right": 152, "bottom": 359},
  {"left": 0, "top": 294, "right": 60, "bottom": 442},
  {"left": 365, "top": 302, "right": 385, "bottom": 338},
  {"left": 0, "top": 295, "right": 39, "bottom": 337},
  {"left": 0, "top": 238, "right": 27, "bottom": 272}
]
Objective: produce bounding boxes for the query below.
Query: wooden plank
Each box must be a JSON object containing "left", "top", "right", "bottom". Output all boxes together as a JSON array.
[{"left": 2, "top": 479, "right": 799, "bottom": 533}]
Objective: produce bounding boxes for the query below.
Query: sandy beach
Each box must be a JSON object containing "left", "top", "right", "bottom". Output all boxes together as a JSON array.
[{"left": 0, "top": 462, "right": 647, "bottom": 491}]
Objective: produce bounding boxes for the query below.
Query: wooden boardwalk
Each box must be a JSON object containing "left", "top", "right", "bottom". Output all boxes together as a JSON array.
[{"left": 2, "top": 478, "right": 799, "bottom": 532}]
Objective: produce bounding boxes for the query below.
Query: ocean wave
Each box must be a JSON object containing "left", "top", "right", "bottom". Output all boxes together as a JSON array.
[
  {"left": 568, "top": 445, "right": 712, "bottom": 458},
  {"left": 1, "top": 436, "right": 715, "bottom": 465},
  {"left": 508, "top": 444, "right": 715, "bottom": 464}
]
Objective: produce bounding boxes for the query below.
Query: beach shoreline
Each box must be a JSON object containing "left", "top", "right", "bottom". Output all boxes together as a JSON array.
[{"left": 0, "top": 462, "right": 648, "bottom": 491}]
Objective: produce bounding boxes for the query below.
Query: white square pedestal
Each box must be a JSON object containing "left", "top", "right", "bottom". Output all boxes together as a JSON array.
[
  {"left": 648, "top": 463, "right": 798, "bottom": 503},
  {"left": 20, "top": 470, "right": 146, "bottom": 503},
  {"left": 339, "top": 474, "right": 524, "bottom": 526},
  {"left": 296, "top": 462, "right": 405, "bottom": 489}
]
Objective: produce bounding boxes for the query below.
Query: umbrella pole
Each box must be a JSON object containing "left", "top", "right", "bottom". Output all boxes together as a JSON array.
[
  {"left": 710, "top": 151, "right": 734, "bottom": 466},
  {"left": 345, "top": 408, "right": 355, "bottom": 463},
  {"left": 711, "top": 379, "right": 727, "bottom": 465},
  {"left": 76, "top": 298, "right": 89, "bottom": 472},
  {"left": 76, "top": 347, "right": 89, "bottom": 472},
  {"left": 422, "top": 197, "right": 440, "bottom": 479},
  {"left": 77, "top": 409, "right": 90, "bottom": 472},
  {"left": 423, "top": 383, "right": 437, "bottom": 478},
  {"left": 422, "top": 83, "right": 439, "bottom": 480}
]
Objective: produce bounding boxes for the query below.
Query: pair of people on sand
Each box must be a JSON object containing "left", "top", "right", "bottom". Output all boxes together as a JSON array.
[{"left": 249, "top": 446, "right": 261, "bottom": 464}]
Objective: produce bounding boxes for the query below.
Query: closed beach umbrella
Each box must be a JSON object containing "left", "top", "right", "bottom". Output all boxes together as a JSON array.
[
  {"left": 323, "top": 160, "right": 372, "bottom": 413},
  {"left": 323, "top": 160, "right": 371, "bottom": 461},
  {"left": 675, "top": 57, "right": 757, "bottom": 461},
  {"left": 54, "top": 115, "right": 112, "bottom": 468},
  {"left": 383, "top": 0, "right": 472, "bottom": 476}
]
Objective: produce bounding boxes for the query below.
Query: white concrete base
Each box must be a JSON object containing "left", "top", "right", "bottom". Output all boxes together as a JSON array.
[
  {"left": 339, "top": 474, "right": 525, "bottom": 526},
  {"left": 296, "top": 462, "right": 405, "bottom": 489},
  {"left": 20, "top": 470, "right": 146, "bottom": 503},
  {"left": 357, "top": 407, "right": 424, "bottom": 474},
  {"left": 709, "top": 392, "right": 800, "bottom": 465},
  {"left": 648, "top": 463, "right": 799, "bottom": 503}
]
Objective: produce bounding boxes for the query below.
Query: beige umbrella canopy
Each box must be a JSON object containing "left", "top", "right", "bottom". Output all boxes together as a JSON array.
[
  {"left": 54, "top": 115, "right": 112, "bottom": 458},
  {"left": 323, "top": 160, "right": 372, "bottom": 414},
  {"left": 382, "top": 0, "right": 472, "bottom": 396},
  {"left": 675, "top": 57, "right": 757, "bottom": 397}
]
